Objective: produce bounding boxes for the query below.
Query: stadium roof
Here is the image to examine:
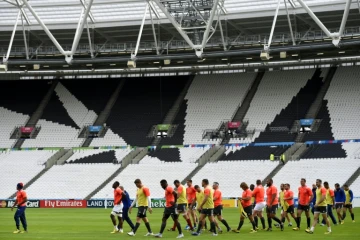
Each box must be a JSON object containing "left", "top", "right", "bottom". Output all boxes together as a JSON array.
[{"left": 0, "top": 0, "right": 359, "bottom": 74}]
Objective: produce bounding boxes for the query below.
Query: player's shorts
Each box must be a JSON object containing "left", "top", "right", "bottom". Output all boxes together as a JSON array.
[
  {"left": 111, "top": 204, "right": 123, "bottom": 217},
  {"left": 344, "top": 204, "right": 353, "bottom": 209},
  {"left": 314, "top": 206, "right": 327, "bottom": 213},
  {"left": 244, "top": 206, "right": 253, "bottom": 216},
  {"left": 252, "top": 202, "right": 256, "bottom": 209},
  {"left": 335, "top": 203, "right": 344, "bottom": 209},
  {"left": 137, "top": 206, "right": 148, "bottom": 218},
  {"left": 266, "top": 204, "right": 278, "bottom": 214},
  {"left": 163, "top": 206, "right": 178, "bottom": 219},
  {"left": 177, "top": 203, "right": 187, "bottom": 212},
  {"left": 286, "top": 205, "right": 295, "bottom": 214},
  {"left": 200, "top": 208, "right": 213, "bottom": 216},
  {"left": 188, "top": 202, "right": 196, "bottom": 210},
  {"left": 254, "top": 202, "right": 266, "bottom": 212},
  {"left": 297, "top": 204, "right": 310, "bottom": 211},
  {"left": 213, "top": 205, "right": 223, "bottom": 216}
]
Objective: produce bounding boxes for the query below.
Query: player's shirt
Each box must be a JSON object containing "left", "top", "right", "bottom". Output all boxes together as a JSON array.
[
  {"left": 137, "top": 186, "right": 150, "bottom": 207},
  {"left": 241, "top": 189, "right": 253, "bottom": 208},
  {"left": 345, "top": 189, "right": 353, "bottom": 204},
  {"left": 252, "top": 185, "right": 265, "bottom": 203},
  {"left": 325, "top": 188, "right": 334, "bottom": 205},
  {"left": 279, "top": 190, "right": 285, "bottom": 207},
  {"left": 316, "top": 187, "right": 327, "bottom": 207},
  {"left": 203, "top": 186, "right": 214, "bottom": 209},
  {"left": 196, "top": 191, "right": 204, "bottom": 206},
  {"left": 284, "top": 189, "right": 294, "bottom": 206},
  {"left": 298, "top": 185, "right": 313, "bottom": 205},
  {"left": 187, "top": 186, "right": 196, "bottom": 204},
  {"left": 266, "top": 185, "right": 278, "bottom": 206},
  {"left": 165, "top": 186, "right": 175, "bottom": 207},
  {"left": 16, "top": 190, "right": 27, "bottom": 207},
  {"left": 177, "top": 184, "right": 187, "bottom": 204},
  {"left": 114, "top": 187, "right": 123, "bottom": 205},
  {"left": 213, "top": 189, "right": 222, "bottom": 207}
]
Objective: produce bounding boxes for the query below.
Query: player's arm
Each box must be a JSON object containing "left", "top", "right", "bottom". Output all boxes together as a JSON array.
[
  {"left": 11, "top": 199, "right": 18, "bottom": 211},
  {"left": 349, "top": 190, "right": 353, "bottom": 203},
  {"left": 199, "top": 194, "right": 208, "bottom": 210},
  {"left": 129, "top": 196, "right": 137, "bottom": 213},
  {"left": 284, "top": 192, "right": 293, "bottom": 200},
  {"left": 117, "top": 192, "right": 126, "bottom": 205},
  {"left": 308, "top": 190, "right": 314, "bottom": 205},
  {"left": 171, "top": 190, "right": 178, "bottom": 206},
  {"left": 340, "top": 189, "right": 346, "bottom": 203},
  {"left": 331, "top": 191, "right": 335, "bottom": 208}
]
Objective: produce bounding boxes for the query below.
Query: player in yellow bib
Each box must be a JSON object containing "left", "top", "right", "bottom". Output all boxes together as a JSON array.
[
  {"left": 192, "top": 179, "right": 217, "bottom": 236},
  {"left": 192, "top": 185, "right": 207, "bottom": 230},
  {"left": 128, "top": 179, "right": 153, "bottom": 237},
  {"left": 343, "top": 184, "right": 355, "bottom": 222}
]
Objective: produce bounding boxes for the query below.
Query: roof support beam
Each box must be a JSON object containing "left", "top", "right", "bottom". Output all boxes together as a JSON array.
[
  {"left": 265, "top": 0, "right": 281, "bottom": 51},
  {"left": 284, "top": 0, "right": 295, "bottom": 46},
  {"left": 132, "top": 3, "right": 149, "bottom": 59},
  {"left": 3, "top": 10, "right": 20, "bottom": 63}
]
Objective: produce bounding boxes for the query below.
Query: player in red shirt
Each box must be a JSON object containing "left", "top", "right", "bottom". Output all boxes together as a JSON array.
[
  {"left": 293, "top": 178, "right": 313, "bottom": 231},
  {"left": 154, "top": 179, "right": 183, "bottom": 238},
  {"left": 266, "top": 179, "right": 284, "bottom": 231},
  {"left": 110, "top": 181, "right": 126, "bottom": 234},
  {"left": 11, "top": 183, "right": 28, "bottom": 234},
  {"left": 212, "top": 182, "right": 231, "bottom": 233},
  {"left": 282, "top": 184, "right": 298, "bottom": 225},
  {"left": 186, "top": 180, "right": 198, "bottom": 229},
  {"left": 252, "top": 179, "right": 266, "bottom": 230},
  {"left": 232, "top": 182, "right": 257, "bottom": 233}
]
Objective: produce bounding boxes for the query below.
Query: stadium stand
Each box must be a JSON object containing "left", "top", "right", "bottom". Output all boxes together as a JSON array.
[
  {"left": 223, "top": 145, "right": 290, "bottom": 160},
  {"left": 0, "top": 108, "right": 28, "bottom": 148},
  {"left": 66, "top": 149, "right": 132, "bottom": 164},
  {"left": 325, "top": 66, "right": 360, "bottom": 140},
  {"left": 93, "top": 148, "right": 208, "bottom": 198},
  {"left": 350, "top": 176, "right": 360, "bottom": 196},
  {"left": 105, "top": 77, "right": 188, "bottom": 147},
  {"left": 25, "top": 164, "right": 117, "bottom": 199},
  {"left": 191, "top": 160, "right": 279, "bottom": 197},
  {"left": 184, "top": 73, "right": 256, "bottom": 145},
  {"left": 302, "top": 144, "right": 347, "bottom": 158},
  {"left": 0, "top": 150, "right": 57, "bottom": 198}
]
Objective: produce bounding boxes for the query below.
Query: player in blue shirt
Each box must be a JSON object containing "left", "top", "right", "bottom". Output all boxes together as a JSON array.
[
  {"left": 334, "top": 183, "right": 346, "bottom": 224},
  {"left": 310, "top": 184, "right": 317, "bottom": 215},
  {"left": 119, "top": 186, "right": 135, "bottom": 231}
]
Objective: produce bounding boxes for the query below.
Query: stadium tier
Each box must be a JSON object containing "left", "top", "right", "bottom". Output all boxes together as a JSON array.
[{"left": 66, "top": 149, "right": 132, "bottom": 164}]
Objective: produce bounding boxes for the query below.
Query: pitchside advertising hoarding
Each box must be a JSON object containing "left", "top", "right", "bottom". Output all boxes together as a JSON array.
[{"left": 0, "top": 200, "right": 40, "bottom": 208}]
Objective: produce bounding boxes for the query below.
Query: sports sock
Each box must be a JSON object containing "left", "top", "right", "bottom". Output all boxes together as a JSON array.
[
  {"left": 221, "top": 219, "right": 231, "bottom": 230},
  {"left": 260, "top": 217, "right": 266, "bottom": 229},
  {"left": 343, "top": 213, "right": 346, "bottom": 220},
  {"left": 310, "top": 226, "right": 314, "bottom": 232},
  {"left": 176, "top": 222, "right": 182, "bottom": 234},
  {"left": 267, "top": 218, "right": 272, "bottom": 228},
  {"left": 196, "top": 222, "right": 203, "bottom": 233},
  {"left": 254, "top": 216, "right": 258, "bottom": 227},
  {"left": 251, "top": 220, "right": 256, "bottom": 230},
  {"left": 351, "top": 213, "right": 355, "bottom": 220},
  {"left": 171, "top": 222, "right": 176, "bottom": 230},
  {"left": 297, "top": 217, "right": 301, "bottom": 228},
  {"left": 281, "top": 217, "right": 285, "bottom": 223},
  {"left": 159, "top": 222, "right": 166, "bottom": 234},
  {"left": 133, "top": 222, "right": 140, "bottom": 233},
  {"left": 211, "top": 222, "right": 217, "bottom": 234},
  {"left": 186, "top": 219, "right": 193, "bottom": 229},
  {"left": 237, "top": 220, "right": 244, "bottom": 230},
  {"left": 145, "top": 222, "right": 152, "bottom": 233},
  {"left": 307, "top": 217, "right": 311, "bottom": 228},
  {"left": 273, "top": 216, "right": 282, "bottom": 224}
]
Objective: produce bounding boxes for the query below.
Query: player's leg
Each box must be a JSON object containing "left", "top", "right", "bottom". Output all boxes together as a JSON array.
[
  {"left": 208, "top": 214, "right": 217, "bottom": 235},
  {"left": 257, "top": 208, "right": 266, "bottom": 229},
  {"left": 269, "top": 205, "right": 283, "bottom": 230},
  {"left": 121, "top": 208, "right": 134, "bottom": 231},
  {"left": 294, "top": 208, "right": 303, "bottom": 230},
  {"left": 349, "top": 205, "right": 355, "bottom": 221},
  {"left": 171, "top": 212, "right": 183, "bottom": 237},
  {"left": 336, "top": 204, "right": 343, "bottom": 224},
  {"left": 306, "top": 211, "right": 319, "bottom": 234},
  {"left": 155, "top": 211, "right": 170, "bottom": 237},
  {"left": 19, "top": 208, "right": 27, "bottom": 232},
  {"left": 181, "top": 205, "right": 194, "bottom": 230},
  {"left": 216, "top": 209, "right": 231, "bottom": 232},
  {"left": 13, "top": 207, "right": 23, "bottom": 233},
  {"left": 193, "top": 213, "right": 205, "bottom": 234},
  {"left": 304, "top": 208, "right": 311, "bottom": 229},
  {"left": 110, "top": 213, "right": 118, "bottom": 233},
  {"left": 326, "top": 204, "right": 337, "bottom": 224},
  {"left": 117, "top": 215, "right": 124, "bottom": 232},
  {"left": 322, "top": 212, "right": 331, "bottom": 234},
  {"left": 342, "top": 206, "right": 348, "bottom": 220}
]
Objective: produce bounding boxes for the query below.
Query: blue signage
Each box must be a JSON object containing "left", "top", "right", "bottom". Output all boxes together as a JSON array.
[
  {"left": 88, "top": 126, "right": 102, "bottom": 133},
  {"left": 300, "top": 119, "right": 314, "bottom": 126}
]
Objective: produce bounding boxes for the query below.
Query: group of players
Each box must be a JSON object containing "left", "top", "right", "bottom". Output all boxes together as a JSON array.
[{"left": 109, "top": 177, "right": 355, "bottom": 238}]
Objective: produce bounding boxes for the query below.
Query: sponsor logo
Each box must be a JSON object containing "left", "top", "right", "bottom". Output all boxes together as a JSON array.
[
  {"left": 1, "top": 200, "right": 7, "bottom": 208},
  {"left": 3, "top": 200, "right": 40, "bottom": 208},
  {"left": 40, "top": 200, "right": 86, "bottom": 208},
  {"left": 151, "top": 199, "right": 166, "bottom": 208}
]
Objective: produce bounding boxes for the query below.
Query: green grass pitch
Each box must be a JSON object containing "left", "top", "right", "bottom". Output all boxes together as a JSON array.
[{"left": 0, "top": 208, "right": 359, "bottom": 239}]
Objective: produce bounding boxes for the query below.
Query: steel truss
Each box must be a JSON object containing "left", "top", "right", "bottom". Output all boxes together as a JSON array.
[{"left": 0, "top": 0, "right": 357, "bottom": 66}]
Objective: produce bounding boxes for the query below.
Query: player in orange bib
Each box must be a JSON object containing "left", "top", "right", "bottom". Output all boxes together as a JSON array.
[
  {"left": 282, "top": 184, "right": 298, "bottom": 225},
  {"left": 154, "top": 179, "right": 183, "bottom": 238},
  {"left": 252, "top": 179, "right": 266, "bottom": 230},
  {"left": 110, "top": 181, "right": 126, "bottom": 234},
  {"left": 212, "top": 182, "right": 231, "bottom": 233},
  {"left": 11, "top": 183, "right": 28, "bottom": 234},
  {"left": 265, "top": 179, "right": 284, "bottom": 231},
  {"left": 232, "top": 182, "right": 257, "bottom": 233},
  {"left": 186, "top": 180, "right": 198, "bottom": 229},
  {"left": 293, "top": 178, "right": 313, "bottom": 231}
]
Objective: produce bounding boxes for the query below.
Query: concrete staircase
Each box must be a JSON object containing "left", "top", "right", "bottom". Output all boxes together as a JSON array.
[
  {"left": 261, "top": 162, "right": 286, "bottom": 185},
  {"left": 82, "top": 80, "right": 125, "bottom": 147},
  {"left": 344, "top": 167, "right": 360, "bottom": 187},
  {"left": 14, "top": 81, "right": 58, "bottom": 148}
]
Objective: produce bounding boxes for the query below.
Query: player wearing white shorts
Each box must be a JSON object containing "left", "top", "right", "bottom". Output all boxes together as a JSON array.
[
  {"left": 110, "top": 181, "right": 126, "bottom": 234},
  {"left": 252, "top": 179, "right": 266, "bottom": 230}
]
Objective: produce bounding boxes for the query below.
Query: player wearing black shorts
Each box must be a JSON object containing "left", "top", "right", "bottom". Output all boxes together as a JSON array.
[
  {"left": 153, "top": 180, "right": 183, "bottom": 239},
  {"left": 293, "top": 178, "right": 313, "bottom": 231},
  {"left": 128, "top": 179, "right": 153, "bottom": 237},
  {"left": 334, "top": 183, "right": 345, "bottom": 224},
  {"left": 265, "top": 179, "right": 284, "bottom": 231},
  {"left": 282, "top": 184, "right": 298, "bottom": 226},
  {"left": 232, "top": 182, "right": 257, "bottom": 233},
  {"left": 213, "top": 182, "right": 231, "bottom": 233},
  {"left": 343, "top": 185, "right": 355, "bottom": 222}
]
